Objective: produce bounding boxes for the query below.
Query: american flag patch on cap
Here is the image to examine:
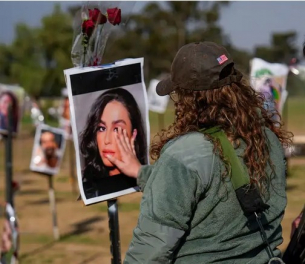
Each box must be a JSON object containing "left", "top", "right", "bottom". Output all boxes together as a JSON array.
[{"left": 217, "top": 55, "right": 228, "bottom": 65}]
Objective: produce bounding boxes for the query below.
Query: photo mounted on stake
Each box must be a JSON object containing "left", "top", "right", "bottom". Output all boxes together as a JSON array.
[
  {"left": 0, "top": 84, "right": 25, "bottom": 136},
  {"left": 58, "top": 88, "right": 73, "bottom": 140},
  {"left": 30, "top": 124, "right": 66, "bottom": 176},
  {"left": 250, "top": 58, "right": 289, "bottom": 119},
  {"left": 64, "top": 58, "right": 150, "bottom": 205}
]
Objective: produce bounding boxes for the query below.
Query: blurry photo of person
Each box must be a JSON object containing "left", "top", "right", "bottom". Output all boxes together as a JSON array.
[
  {"left": 80, "top": 88, "right": 147, "bottom": 199},
  {"left": 30, "top": 125, "right": 66, "bottom": 176},
  {"left": 0, "top": 91, "right": 19, "bottom": 133},
  {"left": 258, "top": 78, "right": 282, "bottom": 122},
  {"left": 62, "top": 97, "right": 70, "bottom": 120},
  {"left": 31, "top": 129, "right": 63, "bottom": 176},
  {"left": 59, "top": 97, "right": 72, "bottom": 139},
  {"left": 40, "top": 131, "right": 59, "bottom": 168},
  {"left": 34, "top": 131, "right": 60, "bottom": 168}
]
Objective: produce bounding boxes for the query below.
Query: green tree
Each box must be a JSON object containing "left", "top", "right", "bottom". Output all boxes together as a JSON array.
[
  {"left": 0, "top": 44, "right": 13, "bottom": 83},
  {"left": 1, "top": 4, "right": 74, "bottom": 99},
  {"left": 254, "top": 31, "right": 298, "bottom": 64},
  {"left": 9, "top": 23, "right": 45, "bottom": 99},
  {"left": 38, "top": 4, "right": 73, "bottom": 97},
  {"left": 103, "top": 1, "right": 234, "bottom": 81}
]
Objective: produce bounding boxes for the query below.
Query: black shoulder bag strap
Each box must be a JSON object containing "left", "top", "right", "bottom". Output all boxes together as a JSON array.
[{"left": 200, "top": 126, "right": 285, "bottom": 264}]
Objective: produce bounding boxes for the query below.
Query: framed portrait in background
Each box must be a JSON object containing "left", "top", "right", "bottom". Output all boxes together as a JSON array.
[
  {"left": 147, "top": 79, "right": 169, "bottom": 114},
  {"left": 250, "top": 58, "right": 289, "bottom": 117},
  {"left": 58, "top": 89, "right": 73, "bottom": 140},
  {"left": 0, "top": 84, "right": 25, "bottom": 136},
  {"left": 64, "top": 58, "right": 150, "bottom": 205},
  {"left": 30, "top": 124, "right": 66, "bottom": 176}
]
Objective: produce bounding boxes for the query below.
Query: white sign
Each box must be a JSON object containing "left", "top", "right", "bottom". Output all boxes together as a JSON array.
[
  {"left": 250, "top": 58, "right": 289, "bottom": 115},
  {"left": 147, "top": 79, "right": 169, "bottom": 114}
]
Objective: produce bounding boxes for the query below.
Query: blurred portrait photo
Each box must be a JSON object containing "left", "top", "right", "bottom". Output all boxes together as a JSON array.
[
  {"left": 0, "top": 84, "right": 25, "bottom": 135},
  {"left": 250, "top": 58, "right": 289, "bottom": 116},
  {"left": 59, "top": 95, "right": 72, "bottom": 140},
  {"left": 64, "top": 58, "right": 150, "bottom": 205},
  {"left": 30, "top": 124, "right": 66, "bottom": 176},
  {"left": 0, "top": 91, "right": 19, "bottom": 135}
]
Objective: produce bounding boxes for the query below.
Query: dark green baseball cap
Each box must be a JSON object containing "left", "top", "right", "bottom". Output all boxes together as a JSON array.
[{"left": 156, "top": 41, "right": 243, "bottom": 96}]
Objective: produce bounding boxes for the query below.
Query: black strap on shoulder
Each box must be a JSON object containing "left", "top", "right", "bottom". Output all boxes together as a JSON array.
[
  {"left": 200, "top": 127, "right": 284, "bottom": 262},
  {"left": 200, "top": 127, "right": 269, "bottom": 215}
]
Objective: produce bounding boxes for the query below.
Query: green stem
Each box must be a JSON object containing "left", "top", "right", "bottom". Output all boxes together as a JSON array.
[
  {"left": 82, "top": 34, "right": 88, "bottom": 67},
  {"left": 94, "top": 24, "right": 105, "bottom": 62}
]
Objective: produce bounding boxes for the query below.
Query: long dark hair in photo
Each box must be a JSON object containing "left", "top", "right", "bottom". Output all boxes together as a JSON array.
[
  {"left": 80, "top": 88, "right": 147, "bottom": 180},
  {"left": 0, "top": 91, "right": 19, "bottom": 132}
]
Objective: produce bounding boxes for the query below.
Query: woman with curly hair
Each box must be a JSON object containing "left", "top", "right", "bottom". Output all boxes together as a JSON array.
[{"left": 107, "top": 42, "right": 292, "bottom": 263}]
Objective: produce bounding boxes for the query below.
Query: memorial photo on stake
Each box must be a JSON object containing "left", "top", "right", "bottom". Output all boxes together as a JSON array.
[
  {"left": 250, "top": 58, "right": 289, "bottom": 119},
  {"left": 58, "top": 88, "right": 72, "bottom": 140},
  {"left": 30, "top": 124, "right": 66, "bottom": 176},
  {"left": 0, "top": 84, "right": 25, "bottom": 135},
  {"left": 64, "top": 58, "right": 150, "bottom": 205}
]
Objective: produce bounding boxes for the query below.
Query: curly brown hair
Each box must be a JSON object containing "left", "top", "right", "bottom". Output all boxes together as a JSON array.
[{"left": 150, "top": 76, "right": 293, "bottom": 194}]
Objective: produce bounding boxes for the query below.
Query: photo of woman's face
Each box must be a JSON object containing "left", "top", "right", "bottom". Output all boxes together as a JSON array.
[
  {"left": 0, "top": 94, "right": 12, "bottom": 116},
  {"left": 96, "top": 100, "right": 132, "bottom": 175},
  {"left": 62, "top": 98, "right": 70, "bottom": 120}
]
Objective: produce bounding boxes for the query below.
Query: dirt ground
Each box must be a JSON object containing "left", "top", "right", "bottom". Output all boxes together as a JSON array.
[{"left": 0, "top": 122, "right": 304, "bottom": 263}]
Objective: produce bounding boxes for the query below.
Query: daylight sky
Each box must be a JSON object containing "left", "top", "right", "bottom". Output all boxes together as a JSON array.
[{"left": 0, "top": 1, "right": 304, "bottom": 55}]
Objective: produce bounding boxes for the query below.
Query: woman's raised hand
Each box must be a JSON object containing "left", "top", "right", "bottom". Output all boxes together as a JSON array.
[{"left": 106, "top": 127, "right": 141, "bottom": 178}]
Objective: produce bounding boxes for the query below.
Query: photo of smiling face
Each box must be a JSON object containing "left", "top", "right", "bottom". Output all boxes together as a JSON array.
[{"left": 97, "top": 100, "right": 132, "bottom": 176}]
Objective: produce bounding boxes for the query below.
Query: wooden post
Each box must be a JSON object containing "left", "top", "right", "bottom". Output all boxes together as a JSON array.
[
  {"left": 68, "top": 139, "right": 77, "bottom": 194},
  {"left": 48, "top": 176, "right": 59, "bottom": 240}
]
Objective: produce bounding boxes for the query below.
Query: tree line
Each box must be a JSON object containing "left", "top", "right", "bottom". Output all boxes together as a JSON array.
[{"left": 0, "top": 2, "right": 302, "bottom": 99}]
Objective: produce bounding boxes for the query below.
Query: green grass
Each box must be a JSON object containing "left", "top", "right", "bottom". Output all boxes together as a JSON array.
[
  {"left": 55, "top": 176, "right": 69, "bottom": 183},
  {"left": 282, "top": 97, "right": 305, "bottom": 135},
  {"left": 20, "top": 233, "right": 53, "bottom": 244},
  {"left": 55, "top": 191, "right": 76, "bottom": 200},
  {"left": 288, "top": 164, "right": 305, "bottom": 179},
  {"left": 59, "top": 234, "right": 98, "bottom": 245},
  {"left": 149, "top": 107, "right": 175, "bottom": 134}
]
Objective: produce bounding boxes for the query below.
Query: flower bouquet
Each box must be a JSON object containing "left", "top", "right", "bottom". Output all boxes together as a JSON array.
[{"left": 71, "top": 4, "right": 123, "bottom": 67}]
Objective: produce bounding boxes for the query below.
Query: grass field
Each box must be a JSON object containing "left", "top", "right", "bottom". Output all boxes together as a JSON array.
[{"left": 0, "top": 97, "right": 304, "bottom": 263}]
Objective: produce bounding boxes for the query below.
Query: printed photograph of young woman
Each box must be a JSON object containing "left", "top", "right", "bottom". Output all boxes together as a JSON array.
[
  {"left": 0, "top": 91, "right": 19, "bottom": 135},
  {"left": 80, "top": 88, "right": 147, "bottom": 199},
  {"left": 64, "top": 58, "right": 149, "bottom": 204}
]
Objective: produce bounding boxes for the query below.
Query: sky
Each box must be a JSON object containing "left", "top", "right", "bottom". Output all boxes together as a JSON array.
[{"left": 0, "top": 1, "right": 304, "bottom": 55}]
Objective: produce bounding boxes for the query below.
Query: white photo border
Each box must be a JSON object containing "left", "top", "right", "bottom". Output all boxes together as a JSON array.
[
  {"left": 30, "top": 124, "right": 67, "bottom": 176},
  {"left": 64, "top": 58, "right": 150, "bottom": 205}
]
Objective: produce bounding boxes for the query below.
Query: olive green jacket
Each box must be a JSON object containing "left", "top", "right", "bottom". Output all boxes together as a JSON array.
[{"left": 124, "top": 129, "right": 287, "bottom": 264}]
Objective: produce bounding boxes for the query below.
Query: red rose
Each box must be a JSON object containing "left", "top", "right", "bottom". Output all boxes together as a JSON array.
[
  {"left": 82, "top": 19, "right": 95, "bottom": 37},
  {"left": 93, "top": 57, "right": 100, "bottom": 66},
  {"left": 107, "top": 8, "right": 121, "bottom": 25},
  {"left": 89, "top": 8, "right": 107, "bottom": 24}
]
